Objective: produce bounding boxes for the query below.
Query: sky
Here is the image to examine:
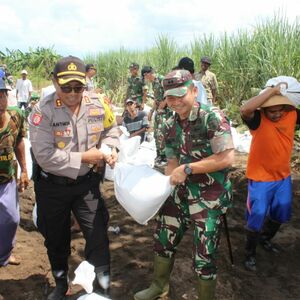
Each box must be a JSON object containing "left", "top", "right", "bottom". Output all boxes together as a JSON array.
[{"left": 0, "top": 0, "right": 298, "bottom": 57}]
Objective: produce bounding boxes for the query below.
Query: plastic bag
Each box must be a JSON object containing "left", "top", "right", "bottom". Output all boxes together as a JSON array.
[
  {"left": 114, "top": 163, "right": 174, "bottom": 225},
  {"left": 72, "top": 261, "right": 96, "bottom": 294}
]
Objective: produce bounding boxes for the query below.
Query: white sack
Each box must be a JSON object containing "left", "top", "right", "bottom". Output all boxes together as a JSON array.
[
  {"left": 114, "top": 163, "right": 173, "bottom": 225},
  {"left": 132, "top": 140, "right": 157, "bottom": 167},
  {"left": 231, "top": 127, "right": 252, "bottom": 153},
  {"left": 117, "top": 136, "right": 141, "bottom": 163},
  {"left": 77, "top": 293, "right": 111, "bottom": 300},
  {"left": 72, "top": 261, "right": 96, "bottom": 294},
  {"left": 264, "top": 76, "right": 300, "bottom": 106}
]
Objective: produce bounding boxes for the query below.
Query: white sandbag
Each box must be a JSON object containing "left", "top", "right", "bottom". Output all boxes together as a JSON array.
[
  {"left": 99, "top": 144, "right": 115, "bottom": 181},
  {"left": 133, "top": 140, "right": 157, "bottom": 167},
  {"left": 72, "top": 261, "right": 96, "bottom": 294},
  {"left": 77, "top": 293, "right": 111, "bottom": 300},
  {"left": 114, "top": 163, "right": 174, "bottom": 225},
  {"left": 264, "top": 76, "right": 300, "bottom": 105},
  {"left": 231, "top": 127, "right": 252, "bottom": 153},
  {"left": 104, "top": 165, "right": 115, "bottom": 181},
  {"left": 117, "top": 136, "right": 141, "bottom": 163}
]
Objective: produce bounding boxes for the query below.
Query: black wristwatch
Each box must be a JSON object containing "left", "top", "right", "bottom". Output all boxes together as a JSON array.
[{"left": 184, "top": 164, "right": 192, "bottom": 175}]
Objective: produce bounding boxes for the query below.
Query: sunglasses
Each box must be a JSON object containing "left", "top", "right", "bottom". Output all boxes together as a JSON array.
[{"left": 60, "top": 86, "right": 86, "bottom": 93}]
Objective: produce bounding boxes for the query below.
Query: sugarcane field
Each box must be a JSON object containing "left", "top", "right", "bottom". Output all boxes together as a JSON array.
[{"left": 1, "top": 3, "right": 300, "bottom": 300}]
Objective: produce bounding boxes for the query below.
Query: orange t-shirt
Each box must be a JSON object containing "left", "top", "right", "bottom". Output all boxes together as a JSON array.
[{"left": 246, "top": 110, "right": 297, "bottom": 181}]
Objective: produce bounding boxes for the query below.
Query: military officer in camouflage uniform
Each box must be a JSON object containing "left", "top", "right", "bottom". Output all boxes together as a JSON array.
[
  {"left": 0, "top": 78, "right": 29, "bottom": 267},
  {"left": 195, "top": 56, "right": 218, "bottom": 105},
  {"left": 134, "top": 70, "right": 234, "bottom": 300},
  {"left": 29, "top": 56, "right": 119, "bottom": 300},
  {"left": 126, "top": 63, "right": 147, "bottom": 109},
  {"left": 142, "top": 66, "right": 173, "bottom": 165}
]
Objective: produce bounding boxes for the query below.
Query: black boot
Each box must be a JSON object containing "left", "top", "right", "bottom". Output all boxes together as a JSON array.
[
  {"left": 244, "top": 230, "right": 259, "bottom": 272},
  {"left": 47, "top": 270, "right": 69, "bottom": 300},
  {"left": 260, "top": 219, "right": 281, "bottom": 253}
]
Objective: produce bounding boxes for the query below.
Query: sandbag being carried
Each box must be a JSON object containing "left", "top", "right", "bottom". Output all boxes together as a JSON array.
[
  {"left": 114, "top": 163, "right": 173, "bottom": 225},
  {"left": 264, "top": 76, "right": 300, "bottom": 106}
]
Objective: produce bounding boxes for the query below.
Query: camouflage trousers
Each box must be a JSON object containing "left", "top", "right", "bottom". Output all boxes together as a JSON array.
[
  {"left": 153, "top": 188, "right": 225, "bottom": 280},
  {"left": 154, "top": 108, "right": 173, "bottom": 156}
]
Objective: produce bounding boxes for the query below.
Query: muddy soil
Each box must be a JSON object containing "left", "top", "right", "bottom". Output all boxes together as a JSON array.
[{"left": 1, "top": 152, "right": 300, "bottom": 300}]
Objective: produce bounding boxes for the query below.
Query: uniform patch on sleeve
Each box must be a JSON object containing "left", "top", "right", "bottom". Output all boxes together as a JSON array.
[{"left": 32, "top": 113, "right": 43, "bottom": 126}]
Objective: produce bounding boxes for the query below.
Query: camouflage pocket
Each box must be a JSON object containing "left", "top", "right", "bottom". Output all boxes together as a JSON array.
[{"left": 203, "top": 216, "right": 221, "bottom": 255}]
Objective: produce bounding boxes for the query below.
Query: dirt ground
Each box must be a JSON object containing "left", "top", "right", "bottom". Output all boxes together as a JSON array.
[{"left": 1, "top": 152, "right": 300, "bottom": 300}]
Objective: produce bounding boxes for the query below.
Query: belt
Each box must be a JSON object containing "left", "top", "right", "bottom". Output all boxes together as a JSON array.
[{"left": 40, "top": 169, "right": 93, "bottom": 186}]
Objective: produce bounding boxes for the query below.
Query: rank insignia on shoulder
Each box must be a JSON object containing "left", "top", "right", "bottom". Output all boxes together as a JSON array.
[
  {"left": 32, "top": 113, "right": 43, "bottom": 126},
  {"left": 55, "top": 99, "right": 63, "bottom": 108},
  {"left": 57, "top": 141, "right": 65, "bottom": 149}
]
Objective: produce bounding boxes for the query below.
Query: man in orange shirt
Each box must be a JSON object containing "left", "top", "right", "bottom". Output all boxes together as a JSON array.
[{"left": 240, "top": 82, "right": 300, "bottom": 271}]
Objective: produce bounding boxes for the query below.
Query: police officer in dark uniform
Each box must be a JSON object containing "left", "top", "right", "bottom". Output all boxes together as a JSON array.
[{"left": 29, "top": 56, "right": 119, "bottom": 299}]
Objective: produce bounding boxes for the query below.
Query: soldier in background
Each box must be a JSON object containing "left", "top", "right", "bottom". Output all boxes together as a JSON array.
[
  {"left": 134, "top": 70, "right": 234, "bottom": 300},
  {"left": 195, "top": 56, "right": 218, "bottom": 105},
  {"left": 126, "top": 63, "right": 147, "bottom": 110},
  {"left": 142, "top": 66, "right": 173, "bottom": 166}
]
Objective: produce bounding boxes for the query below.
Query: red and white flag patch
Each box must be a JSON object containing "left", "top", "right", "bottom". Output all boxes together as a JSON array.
[{"left": 32, "top": 113, "right": 43, "bottom": 126}]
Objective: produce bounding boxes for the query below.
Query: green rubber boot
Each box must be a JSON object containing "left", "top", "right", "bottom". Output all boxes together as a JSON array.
[
  {"left": 134, "top": 255, "right": 175, "bottom": 300},
  {"left": 197, "top": 278, "right": 216, "bottom": 300}
]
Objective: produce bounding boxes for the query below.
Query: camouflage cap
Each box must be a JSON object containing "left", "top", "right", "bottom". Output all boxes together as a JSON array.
[
  {"left": 53, "top": 56, "right": 86, "bottom": 86},
  {"left": 201, "top": 56, "right": 212, "bottom": 65},
  {"left": 129, "top": 62, "right": 139, "bottom": 69},
  {"left": 163, "top": 70, "right": 193, "bottom": 97}
]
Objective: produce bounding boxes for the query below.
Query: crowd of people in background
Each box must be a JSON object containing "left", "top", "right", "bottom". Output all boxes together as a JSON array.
[{"left": 0, "top": 55, "right": 299, "bottom": 300}]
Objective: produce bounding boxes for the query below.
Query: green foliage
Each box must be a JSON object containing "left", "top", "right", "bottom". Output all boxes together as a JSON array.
[
  {"left": 1, "top": 13, "right": 299, "bottom": 126},
  {"left": 0, "top": 47, "right": 60, "bottom": 89}
]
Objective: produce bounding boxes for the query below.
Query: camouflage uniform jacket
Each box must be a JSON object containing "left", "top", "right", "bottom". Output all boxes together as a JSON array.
[
  {"left": 0, "top": 107, "right": 26, "bottom": 184},
  {"left": 152, "top": 75, "right": 165, "bottom": 105},
  {"left": 126, "top": 75, "right": 145, "bottom": 104},
  {"left": 164, "top": 103, "right": 234, "bottom": 210},
  {"left": 195, "top": 70, "right": 218, "bottom": 101}
]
